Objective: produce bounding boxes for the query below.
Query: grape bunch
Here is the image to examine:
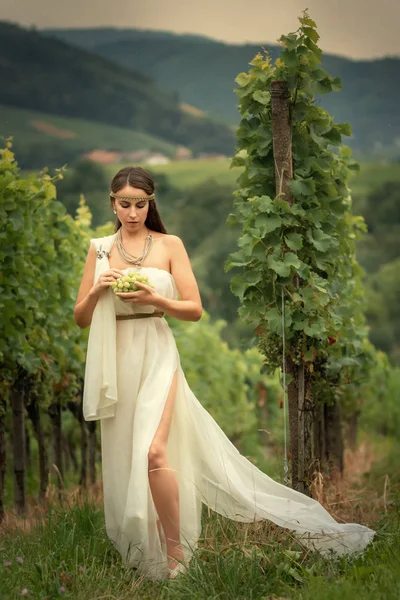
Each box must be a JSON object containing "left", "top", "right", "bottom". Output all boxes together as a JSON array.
[{"left": 110, "top": 271, "right": 154, "bottom": 297}]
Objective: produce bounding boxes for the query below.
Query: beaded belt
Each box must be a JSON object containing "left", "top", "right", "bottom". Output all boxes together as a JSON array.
[{"left": 116, "top": 311, "right": 164, "bottom": 321}]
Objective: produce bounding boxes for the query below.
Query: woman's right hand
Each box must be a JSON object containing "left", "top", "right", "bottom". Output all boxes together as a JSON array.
[{"left": 89, "top": 269, "right": 124, "bottom": 298}]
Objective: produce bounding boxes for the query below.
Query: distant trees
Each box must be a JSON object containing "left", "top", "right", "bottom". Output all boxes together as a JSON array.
[
  {"left": 173, "top": 179, "right": 235, "bottom": 253},
  {"left": 366, "top": 259, "right": 400, "bottom": 360},
  {"left": 357, "top": 181, "right": 400, "bottom": 272},
  {"left": 56, "top": 160, "right": 109, "bottom": 227},
  {"left": 11, "top": 139, "right": 78, "bottom": 170},
  {"left": 351, "top": 180, "right": 400, "bottom": 363}
]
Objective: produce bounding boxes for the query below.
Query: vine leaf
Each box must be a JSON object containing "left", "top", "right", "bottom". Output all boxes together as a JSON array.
[
  {"left": 230, "top": 271, "right": 262, "bottom": 301},
  {"left": 285, "top": 233, "right": 303, "bottom": 250},
  {"left": 265, "top": 308, "right": 283, "bottom": 334},
  {"left": 253, "top": 90, "right": 271, "bottom": 105},
  {"left": 299, "top": 14, "right": 318, "bottom": 28},
  {"left": 307, "top": 229, "right": 334, "bottom": 252},
  {"left": 235, "top": 72, "right": 251, "bottom": 87},
  {"left": 288, "top": 178, "right": 316, "bottom": 198},
  {"left": 267, "top": 253, "right": 301, "bottom": 277},
  {"left": 256, "top": 214, "right": 282, "bottom": 236}
]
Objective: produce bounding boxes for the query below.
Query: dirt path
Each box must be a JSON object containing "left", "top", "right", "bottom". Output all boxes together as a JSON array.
[{"left": 30, "top": 120, "right": 77, "bottom": 139}]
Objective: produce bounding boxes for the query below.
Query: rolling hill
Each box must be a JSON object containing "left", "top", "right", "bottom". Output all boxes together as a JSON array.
[
  {"left": 0, "top": 21, "right": 235, "bottom": 161},
  {"left": 45, "top": 27, "right": 400, "bottom": 154},
  {"left": 1, "top": 104, "right": 179, "bottom": 169}
]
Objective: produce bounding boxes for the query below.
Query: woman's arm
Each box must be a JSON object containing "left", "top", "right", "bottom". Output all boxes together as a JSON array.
[
  {"left": 74, "top": 244, "right": 123, "bottom": 328},
  {"left": 154, "top": 235, "right": 202, "bottom": 322},
  {"left": 74, "top": 244, "right": 101, "bottom": 329}
]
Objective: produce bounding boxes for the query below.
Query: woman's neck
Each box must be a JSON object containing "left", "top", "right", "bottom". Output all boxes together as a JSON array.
[{"left": 119, "top": 225, "right": 149, "bottom": 241}]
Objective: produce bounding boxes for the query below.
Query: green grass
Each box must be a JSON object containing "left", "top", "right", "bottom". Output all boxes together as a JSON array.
[
  {"left": 1, "top": 437, "right": 399, "bottom": 599},
  {"left": 105, "top": 158, "right": 241, "bottom": 190},
  {"left": 1, "top": 104, "right": 178, "bottom": 157}
]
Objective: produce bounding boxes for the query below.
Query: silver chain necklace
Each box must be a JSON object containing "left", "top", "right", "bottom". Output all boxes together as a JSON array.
[{"left": 115, "top": 227, "right": 153, "bottom": 266}]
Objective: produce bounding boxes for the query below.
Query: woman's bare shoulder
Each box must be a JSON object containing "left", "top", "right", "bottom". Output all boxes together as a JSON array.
[
  {"left": 162, "top": 234, "right": 183, "bottom": 245},
  {"left": 150, "top": 232, "right": 184, "bottom": 246}
]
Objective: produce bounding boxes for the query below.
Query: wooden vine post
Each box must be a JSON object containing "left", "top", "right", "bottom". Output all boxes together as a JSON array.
[
  {"left": 11, "top": 371, "right": 27, "bottom": 515},
  {"left": 270, "top": 80, "right": 306, "bottom": 493},
  {"left": 0, "top": 400, "right": 6, "bottom": 522}
]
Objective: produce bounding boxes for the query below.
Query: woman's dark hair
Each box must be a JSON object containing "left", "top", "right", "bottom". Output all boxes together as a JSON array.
[{"left": 110, "top": 166, "right": 167, "bottom": 234}]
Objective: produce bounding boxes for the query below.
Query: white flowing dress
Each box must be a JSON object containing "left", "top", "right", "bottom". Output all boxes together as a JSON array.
[{"left": 83, "top": 233, "right": 375, "bottom": 581}]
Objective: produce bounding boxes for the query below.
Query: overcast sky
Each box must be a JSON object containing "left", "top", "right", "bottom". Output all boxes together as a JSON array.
[{"left": 3, "top": 0, "right": 400, "bottom": 59}]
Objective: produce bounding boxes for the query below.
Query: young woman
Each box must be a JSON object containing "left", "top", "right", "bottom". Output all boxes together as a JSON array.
[{"left": 74, "top": 166, "right": 375, "bottom": 582}]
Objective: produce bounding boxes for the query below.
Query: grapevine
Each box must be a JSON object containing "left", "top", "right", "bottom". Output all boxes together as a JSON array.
[
  {"left": 0, "top": 141, "right": 276, "bottom": 511},
  {"left": 226, "top": 11, "right": 373, "bottom": 407}
]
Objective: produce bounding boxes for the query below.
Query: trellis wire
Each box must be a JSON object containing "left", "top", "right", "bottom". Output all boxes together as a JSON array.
[{"left": 281, "top": 286, "right": 290, "bottom": 486}]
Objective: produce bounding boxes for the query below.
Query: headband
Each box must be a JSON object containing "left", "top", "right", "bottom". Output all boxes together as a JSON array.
[{"left": 110, "top": 191, "right": 155, "bottom": 201}]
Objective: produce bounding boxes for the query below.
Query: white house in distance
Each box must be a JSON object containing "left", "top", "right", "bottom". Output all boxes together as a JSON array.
[
  {"left": 174, "top": 146, "right": 193, "bottom": 160},
  {"left": 145, "top": 152, "right": 171, "bottom": 166}
]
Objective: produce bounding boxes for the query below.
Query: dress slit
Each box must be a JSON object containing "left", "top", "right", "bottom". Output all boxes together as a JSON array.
[
  {"left": 147, "top": 359, "right": 180, "bottom": 457},
  {"left": 146, "top": 363, "right": 180, "bottom": 560}
]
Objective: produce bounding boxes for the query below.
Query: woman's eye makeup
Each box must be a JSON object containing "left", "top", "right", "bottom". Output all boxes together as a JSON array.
[{"left": 120, "top": 202, "right": 146, "bottom": 209}]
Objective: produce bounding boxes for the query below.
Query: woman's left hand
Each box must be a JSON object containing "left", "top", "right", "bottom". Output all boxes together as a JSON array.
[{"left": 115, "top": 281, "right": 161, "bottom": 307}]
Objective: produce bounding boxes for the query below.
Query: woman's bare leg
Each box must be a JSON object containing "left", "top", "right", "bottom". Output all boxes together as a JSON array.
[{"left": 148, "top": 370, "right": 184, "bottom": 570}]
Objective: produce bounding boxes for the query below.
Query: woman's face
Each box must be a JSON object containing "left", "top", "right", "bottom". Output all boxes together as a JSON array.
[{"left": 112, "top": 185, "right": 151, "bottom": 231}]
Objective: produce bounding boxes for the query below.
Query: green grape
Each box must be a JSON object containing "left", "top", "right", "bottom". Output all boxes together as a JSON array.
[
  {"left": 112, "top": 270, "right": 152, "bottom": 295},
  {"left": 114, "top": 272, "right": 151, "bottom": 295}
]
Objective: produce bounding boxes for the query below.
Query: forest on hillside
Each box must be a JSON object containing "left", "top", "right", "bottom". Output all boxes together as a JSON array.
[
  {"left": 46, "top": 26, "right": 400, "bottom": 156},
  {"left": 0, "top": 21, "right": 235, "bottom": 163}
]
